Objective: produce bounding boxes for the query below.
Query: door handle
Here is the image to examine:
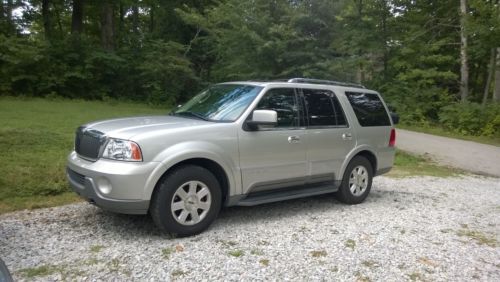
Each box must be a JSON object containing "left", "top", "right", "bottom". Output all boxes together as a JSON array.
[
  {"left": 342, "top": 133, "right": 353, "bottom": 140},
  {"left": 288, "top": 136, "right": 301, "bottom": 144}
]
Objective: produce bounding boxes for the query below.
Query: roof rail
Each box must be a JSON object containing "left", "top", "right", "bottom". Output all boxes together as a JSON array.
[{"left": 287, "top": 78, "right": 365, "bottom": 89}]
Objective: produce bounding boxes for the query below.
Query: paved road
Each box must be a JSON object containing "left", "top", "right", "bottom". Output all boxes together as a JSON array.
[{"left": 396, "top": 129, "right": 500, "bottom": 177}]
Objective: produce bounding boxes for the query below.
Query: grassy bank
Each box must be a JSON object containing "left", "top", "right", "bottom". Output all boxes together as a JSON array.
[
  {"left": 0, "top": 97, "right": 167, "bottom": 214},
  {"left": 0, "top": 98, "right": 463, "bottom": 214},
  {"left": 387, "top": 150, "right": 464, "bottom": 178}
]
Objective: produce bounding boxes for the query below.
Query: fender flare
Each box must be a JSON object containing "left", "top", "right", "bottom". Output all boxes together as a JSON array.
[
  {"left": 142, "top": 141, "right": 239, "bottom": 201},
  {"left": 338, "top": 145, "right": 378, "bottom": 180}
]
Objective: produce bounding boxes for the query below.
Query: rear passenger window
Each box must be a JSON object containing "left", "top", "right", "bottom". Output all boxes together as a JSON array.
[
  {"left": 345, "top": 92, "right": 391, "bottom": 126},
  {"left": 303, "top": 89, "right": 347, "bottom": 127}
]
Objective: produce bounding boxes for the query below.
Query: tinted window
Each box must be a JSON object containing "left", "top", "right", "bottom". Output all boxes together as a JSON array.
[
  {"left": 256, "top": 88, "right": 299, "bottom": 128},
  {"left": 303, "top": 89, "right": 347, "bottom": 127},
  {"left": 332, "top": 95, "right": 347, "bottom": 126},
  {"left": 345, "top": 92, "right": 391, "bottom": 126},
  {"left": 303, "top": 89, "right": 336, "bottom": 126}
]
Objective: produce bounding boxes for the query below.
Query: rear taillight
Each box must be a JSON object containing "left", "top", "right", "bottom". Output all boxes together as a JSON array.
[{"left": 389, "top": 128, "right": 396, "bottom": 147}]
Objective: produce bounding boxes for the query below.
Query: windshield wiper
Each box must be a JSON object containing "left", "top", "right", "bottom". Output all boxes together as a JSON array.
[{"left": 173, "top": 111, "right": 210, "bottom": 121}]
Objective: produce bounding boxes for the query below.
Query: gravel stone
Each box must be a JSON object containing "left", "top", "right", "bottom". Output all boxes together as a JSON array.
[{"left": 1, "top": 176, "right": 499, "bottom": 281}]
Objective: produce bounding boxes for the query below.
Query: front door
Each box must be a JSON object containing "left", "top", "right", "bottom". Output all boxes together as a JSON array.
[{"left": 238, "top": 87, "right": 307, "bottom": 194}]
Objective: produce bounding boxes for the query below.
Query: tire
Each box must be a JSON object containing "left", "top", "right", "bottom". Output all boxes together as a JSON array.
[
  {"left": 335, "top": 156, "right": 373, "bottom": 205},
  {"left": 150, "top": 165, "right": 222, "bottom": 237}
]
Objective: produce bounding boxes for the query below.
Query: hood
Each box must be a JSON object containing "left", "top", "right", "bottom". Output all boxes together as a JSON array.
[{"left": 83, "top": 115, "right": 210, "bottom": 140}]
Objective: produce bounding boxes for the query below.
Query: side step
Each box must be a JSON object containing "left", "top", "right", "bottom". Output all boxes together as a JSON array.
[{"left": 236, "top": 183, "right": 339, "bottom": 206}]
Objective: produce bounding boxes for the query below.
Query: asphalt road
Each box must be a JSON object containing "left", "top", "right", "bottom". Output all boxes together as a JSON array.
[{"left": 396, "top": 129, "right": 500, "bottom": 177}]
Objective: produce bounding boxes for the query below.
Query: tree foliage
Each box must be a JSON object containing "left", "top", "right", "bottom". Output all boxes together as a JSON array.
[{"left": 0, "top": 0, "right": 499, "bottom": 136}]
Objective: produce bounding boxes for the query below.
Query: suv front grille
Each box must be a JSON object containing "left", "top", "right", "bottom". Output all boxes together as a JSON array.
[{"left": 75, "top": 127, "right": 106, "bottom": 161}]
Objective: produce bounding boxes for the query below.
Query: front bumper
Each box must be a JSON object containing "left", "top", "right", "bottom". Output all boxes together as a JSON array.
[{"left": 66, "top": 151, "right": 158, "bottom": 214}]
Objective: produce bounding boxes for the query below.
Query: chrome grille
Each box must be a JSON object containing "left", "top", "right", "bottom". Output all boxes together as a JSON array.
[{"left": 75, "top": 127, "right": 106, "bottom": 161}]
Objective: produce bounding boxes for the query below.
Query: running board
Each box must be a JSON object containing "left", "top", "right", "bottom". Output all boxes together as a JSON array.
[{"left": 236, "top": 183, "right": 339, "bottom": 206}]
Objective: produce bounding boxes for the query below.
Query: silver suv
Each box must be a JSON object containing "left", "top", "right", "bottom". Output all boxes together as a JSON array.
[{"left": 67, "top": 78, "right": 396, "bottom": 236}]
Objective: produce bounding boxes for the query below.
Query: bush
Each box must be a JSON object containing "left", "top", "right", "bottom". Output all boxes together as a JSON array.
[
  {"left": 439, "top": 102, "right": 500, "bottom": 137},
  {"left": 379, "top": 82, "right": 452, "bottom": 126}
]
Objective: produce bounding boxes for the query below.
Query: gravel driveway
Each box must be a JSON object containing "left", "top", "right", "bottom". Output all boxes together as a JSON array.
[{"left": 1, "top": 176, "right": 499, "bottom": 281}]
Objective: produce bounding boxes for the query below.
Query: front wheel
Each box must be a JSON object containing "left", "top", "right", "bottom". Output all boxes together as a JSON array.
[
  {"left": 150, "top": 165, "right": 221, "bottom": 236},
  {"left": 335, "top": 156, "right": 373, "bottom": 204}
]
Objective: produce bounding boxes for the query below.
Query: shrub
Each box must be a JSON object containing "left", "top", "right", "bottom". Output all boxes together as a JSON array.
[{"left": 439, "top": 102, "right": 500, "bottom": 137}]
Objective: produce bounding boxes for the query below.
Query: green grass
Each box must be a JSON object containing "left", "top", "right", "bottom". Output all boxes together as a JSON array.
[
  {"left": 18, "top": 264, "right": 61, "bottom": 278},
  {"left": 387, "top": 150, "right": 464, "bottom": 178},
  {"left": 456, "top": 229, "right": 497, "bottom": 247},
  {"left": 90, "top": 245, "right": 105, "bottom": 253},
  {"left": 310, "top": 250, "right": 327, "bottom": 257},
  {"left": 162, "top": 247, "right": 175, "bottom": 259},
  {"left": 345, "top": 239, "right": 356, "bottom": 250},
  {"left": 0, "top": 97, "right": 167, "bottom": 214},
  {"left": 228, "top": 250, "right": 244, "bottom": 257},
  {"left": 398, "top": 124, "right": 500, "bottom": 147}
]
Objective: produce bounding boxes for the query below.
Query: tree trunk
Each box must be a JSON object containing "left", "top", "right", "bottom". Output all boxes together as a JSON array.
[
  {"left": 118, "top": 1, "right": 124, "bottom": 37},
  {"left": 494, "top": 47, "right": 500, "bottom": 102},
  {"left": 459, "top": 0, "right": 469, "bottom": 102},
  {"left": 53, "top": 2, "right": 63, "bottom": 37},
  {"left": 482, "top": 48, "right": 496, "bottom": 105},
  {"left": 6, "top": 0, "right": 13, "bottom": 34},
  {"left": 132, "top": 0, "right": 139, "bottom": 36},
  {"left": 150, "top": 5, "right": 155, "bottom": 33},
  {"left": 42, "top": 0, "right": 52, "bottom": 40},
  {"left": 0, "top": 1, "right": 4, "bottom": 21},
  {"left": 71, "top": 0, "right": 84, "bottom": 35},
  {"left": 355, "top": 0, "right": 364, "bottom": 84},
  {"left": 6, "top": 0, "right": 12, "bottom": 22},
  {"left": 100, "top": 0, "right": 114, "bottom": 51}
]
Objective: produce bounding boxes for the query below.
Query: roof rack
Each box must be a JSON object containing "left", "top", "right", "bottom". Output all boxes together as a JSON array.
[{"left": 287, "top": 78, "right": 365, "bottom": 89}]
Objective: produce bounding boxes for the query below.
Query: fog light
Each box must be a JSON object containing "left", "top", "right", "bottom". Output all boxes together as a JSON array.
[{"left": 96, "top": 178, "right": 112, "bottom": 195}]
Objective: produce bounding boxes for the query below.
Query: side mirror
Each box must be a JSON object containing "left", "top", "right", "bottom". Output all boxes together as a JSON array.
[
  {"left": 390, "top": 112, "right": 400, "bottom": 125},
  {"left": 245, "top": 110, "right": 278, "bottom": 130}
]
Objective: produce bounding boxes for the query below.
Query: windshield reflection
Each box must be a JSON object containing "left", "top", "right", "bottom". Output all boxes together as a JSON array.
[{"left": 175, "top": 84, "right": 263, "bottom": 122}]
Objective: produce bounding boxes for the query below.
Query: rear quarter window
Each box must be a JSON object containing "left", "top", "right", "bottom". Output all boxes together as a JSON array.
[{"left": 345, "top": 92, "right": 391, "bottom": 127}]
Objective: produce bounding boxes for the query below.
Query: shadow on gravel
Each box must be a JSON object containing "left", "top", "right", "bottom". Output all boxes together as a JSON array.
[
  {"left": 81, "top": 183, "right": 418, "bottom": 239},
  {"left": 86, "top": 193, "right": 345, "bottom": 238}
]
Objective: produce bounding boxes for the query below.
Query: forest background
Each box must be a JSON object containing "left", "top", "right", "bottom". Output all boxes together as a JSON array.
[{"left": 1, "top": 0, "right": 499, "bottom": 137}]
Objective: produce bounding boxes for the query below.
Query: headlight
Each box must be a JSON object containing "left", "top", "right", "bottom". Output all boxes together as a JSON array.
[{"left": 102, "top": 138, "right": 143, "bottom": 162}]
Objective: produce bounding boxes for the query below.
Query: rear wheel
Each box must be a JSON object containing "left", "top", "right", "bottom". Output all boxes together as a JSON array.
[
  {"left": 335, "top": 156, "right": 373, "bottom": 204},
  {"left": 150, "top": 165, "right": 221, "bottom": 236}
]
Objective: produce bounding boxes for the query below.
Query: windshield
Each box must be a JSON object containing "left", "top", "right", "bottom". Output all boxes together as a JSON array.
[{"left": 174, "top": 84, "right": 263, "bottom": 122}]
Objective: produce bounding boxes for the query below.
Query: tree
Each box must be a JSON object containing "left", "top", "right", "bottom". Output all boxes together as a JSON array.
[
  {"left": 100, "top": 0, "right": 114, "bottom": 50},
  {"left": 71, "top": 0, "right": 84, "bottom": 35},
  {"left": 41, "top": 0, "right": 52, "bottom": 40},
  {"left": 495, "top": 48, "right": 500, "bottom": 102},
  {"left": 482, "top": 48, "right": 496, "bottom": 105},
  {"left": 460, "top": 0, "right": 469, "bottom": 102},
  {"left": 468, "top": 0, "right": 500, "bottom": 104}
]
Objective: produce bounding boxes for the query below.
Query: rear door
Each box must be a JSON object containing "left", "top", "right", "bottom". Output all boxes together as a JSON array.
[
  {"left": 301, "top": 88, "right": 356, "bottom": 182},
  {"left": 344, "top": 91, "right": 394, "bottom": 171},
  {"left": 238, "top": 87, "right": 307, "bottom": 194}
]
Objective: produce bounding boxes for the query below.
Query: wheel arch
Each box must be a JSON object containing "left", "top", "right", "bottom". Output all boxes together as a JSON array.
[
  {"left": 355, "top": 150, "right": 377, "bottom": 174},
  {"left": 339, "top": 147, "right": 378, "bottom": 180},
  {"left": 147, "top": 157, "right": 232, "bottom": 207}
]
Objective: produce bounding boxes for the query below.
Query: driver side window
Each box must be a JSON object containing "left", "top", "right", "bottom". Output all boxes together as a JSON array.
[{"left": 256, "top": 88, "right": 299, "bottom": 128}]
